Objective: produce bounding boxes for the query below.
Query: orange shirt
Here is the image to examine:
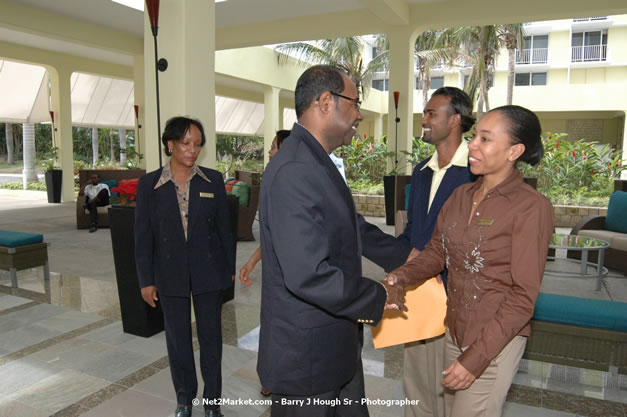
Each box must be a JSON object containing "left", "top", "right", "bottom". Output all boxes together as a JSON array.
[{"left": 391, "top": 168, "right": 554, "bottom": 377}]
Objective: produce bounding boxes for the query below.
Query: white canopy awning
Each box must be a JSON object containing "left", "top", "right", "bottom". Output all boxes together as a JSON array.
[
  {"left": 0, "top": 59, "right": 296, "bottom": 134},
  {"left": 215, "top": 95, "right": 296, "bottom": 136}
]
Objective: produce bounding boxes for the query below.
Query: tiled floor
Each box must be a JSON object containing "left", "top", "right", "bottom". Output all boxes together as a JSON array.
[{"left": 0, "top": 189, "right": 625, "bottom": 417}]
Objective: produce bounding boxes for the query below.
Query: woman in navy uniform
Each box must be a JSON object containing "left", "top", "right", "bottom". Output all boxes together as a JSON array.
[{"left": 135, "top": 116, "right": 234, "bottom": 417}]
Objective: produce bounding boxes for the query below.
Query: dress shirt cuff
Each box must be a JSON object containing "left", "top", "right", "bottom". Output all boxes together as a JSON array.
[{"left": 457, "top": 344, "right": 490, "bottom": 378}]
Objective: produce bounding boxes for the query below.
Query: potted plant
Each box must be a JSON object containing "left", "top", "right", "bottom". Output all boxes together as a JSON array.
[
  {"left": 108, "top": 179, "right": 164, "bottom": 337},
  {"left": 44, "top": 147, "right": 62, "bottom": 203},
  {"left": 383, "top": 151, "right": 411, "bottom": 226}
]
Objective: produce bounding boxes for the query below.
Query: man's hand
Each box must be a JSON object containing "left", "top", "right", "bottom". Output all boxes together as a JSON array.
[
  {"left": 441, "top": 360, "right": 475, "bottom": 390},
  {"left": 406, "top": 248, "right": 421, "bottom": 262},
  {"left": 380, "top": 280, "right": 408, "bottom": 312},
  {"left": 140, "top": 285, "right": 158, "bottom": 307}
]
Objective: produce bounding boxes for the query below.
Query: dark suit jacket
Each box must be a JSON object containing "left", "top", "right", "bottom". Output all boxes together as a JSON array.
[
  {"left": 257, "top": 123, "right": 410, "bottom": 396},
  {"left": 134, "top": 166, "right": 235, "bottom": 297},
  {"left": 398, "top": 159, "right": 475, "bottom": 251}
]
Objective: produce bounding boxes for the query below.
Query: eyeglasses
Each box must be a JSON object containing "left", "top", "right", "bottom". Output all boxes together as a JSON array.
[{"left": 330, "top": 91, "right": 361, "bottom": 111}]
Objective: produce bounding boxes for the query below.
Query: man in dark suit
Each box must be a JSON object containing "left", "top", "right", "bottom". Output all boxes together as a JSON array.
[
  {"left": 397, "top": 87, "right": 476, "bottom": 417},
  {"left": 257, "top": 65, "right": 410, "bottom": 417},
  {"left": 135, "top": 117, "right": 234, "bottom": 417}
]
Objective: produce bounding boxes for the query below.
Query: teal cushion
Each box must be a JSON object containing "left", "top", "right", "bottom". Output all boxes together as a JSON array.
[
  {"left": 605, "top": 191, "right": 627, "bottom": 233},
  {"left": 404, "top": 184, "right": 411, "bottom": 211},
  {"left": 101, "top": 179, "right": 118, "bottom": 197},
  {"left": 0, "top": 230, "right": 44, "bottom": 247},
  {"left": 533, "top": 293, "right": 627, "bottom": 331}
]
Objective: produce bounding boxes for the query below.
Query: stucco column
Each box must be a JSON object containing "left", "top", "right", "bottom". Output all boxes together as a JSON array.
[
  {"left": 386, "top": 27, "right": 417, "bottom": 175},
  {"left": 143, "top": 0, "right": 216, "bottom": 171},
  {"left": 92, "top": 127, "right": 99, "bottom": 167},
  {"left": 373, "top": 113, "right": 384, "bottom": 140},
  {"left": 622, "top": 111, "right": 627, "bottom": 180},
  {"left": 132, "top": 55, "right": 145, "bottom": 169},
  {"left": 22, "top": 123, "right": 38, "bottom": 186},
  {"left": 263, "top": 86, "right": 280, "bottom": 167},
  {"left": 48, "top": 66, "right": 74, "bottom": 203}
]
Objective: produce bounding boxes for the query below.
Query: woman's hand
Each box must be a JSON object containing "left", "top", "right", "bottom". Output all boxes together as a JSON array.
[
  {"left": 441, "top": 360, "right": 475, "bottom": 390},
  {"left": 385, "top": 273, "right": 398, "bottom": 286},
  {"left": 140, "top": 285, "right": 158, "bottom": 307},
  {"left": 239, "top": 261, "right": 254, "bottom": 286}
]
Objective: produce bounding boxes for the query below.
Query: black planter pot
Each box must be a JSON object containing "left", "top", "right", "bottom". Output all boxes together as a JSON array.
[
  {"left": 109, "top": 205, "right": 164, "bottom": 337},
  {"left": 44, "top": 169, "right": 62, "bottom": 203},
  {"left": 383, "top": 175, "right": 412, "bottom": 226},
  {"left": 222, "top": 194, "right": 239, "bottom": 303}
]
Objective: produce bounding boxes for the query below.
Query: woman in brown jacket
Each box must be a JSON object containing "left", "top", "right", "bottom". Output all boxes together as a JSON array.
[{"left": 386, "top": 105, "right": 554, "bottom": 417}]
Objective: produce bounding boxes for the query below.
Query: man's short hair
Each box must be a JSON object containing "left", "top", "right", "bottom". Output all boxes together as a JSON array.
[
  {"left": 295, "top": 65, "right": 346, "bottom": 118},
  {"left": 431, "top": 87, "right": 475, "bottom": 132}
]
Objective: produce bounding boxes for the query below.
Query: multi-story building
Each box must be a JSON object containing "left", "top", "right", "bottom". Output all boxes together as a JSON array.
[{"left": 367, "top": 15, "right": 627, "bottom": 152}]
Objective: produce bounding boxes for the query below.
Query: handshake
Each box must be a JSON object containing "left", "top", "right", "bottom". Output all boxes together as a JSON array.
[{"left": 380, "top": 274, "right": 407, "bottom": 312}]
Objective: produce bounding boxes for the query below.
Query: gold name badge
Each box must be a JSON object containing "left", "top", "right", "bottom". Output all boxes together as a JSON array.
[
  {"left": 200, "top": 192, "right": 214, "bottom": 198},
  {"left": 476, "top": 218, "right": 494, "bottom": 226}
]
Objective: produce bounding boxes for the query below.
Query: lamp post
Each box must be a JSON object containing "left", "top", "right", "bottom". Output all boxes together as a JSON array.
[
  {"left": 145, "top": 0, "right": 168, "bottom": 167},
  {"left": 133, "top": 104, "right": 141, "bottom": 154},
  {"left": 393, "top": 91, "right": 400, "bottom": 221}
]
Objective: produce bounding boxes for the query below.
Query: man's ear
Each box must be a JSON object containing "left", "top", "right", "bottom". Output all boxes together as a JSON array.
[{"left": 318, "top": 91, "right": 333, "bottom": 115}]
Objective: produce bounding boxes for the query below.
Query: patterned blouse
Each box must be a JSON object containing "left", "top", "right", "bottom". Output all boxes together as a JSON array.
[
  {"left": 391, "top": 168, "right": 554, "bottom": 377},
  {"left": 154, "top": 161, "right": 211, "bottom": 240}
]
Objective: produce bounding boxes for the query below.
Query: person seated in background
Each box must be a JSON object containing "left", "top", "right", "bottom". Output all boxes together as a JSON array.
[{"left": 80, "top": 173, "right": 110, "bottom": 233}]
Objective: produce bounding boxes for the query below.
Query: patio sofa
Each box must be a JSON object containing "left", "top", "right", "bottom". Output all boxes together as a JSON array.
[
  {"left": 525, "top": 292, "right": 627, "bottom": 374},
  {"left": 76, "top": 169, "right": 145, "bottom": 229},
  {"left": 568, "top": 180, "right": 627, "bottom": 276}
]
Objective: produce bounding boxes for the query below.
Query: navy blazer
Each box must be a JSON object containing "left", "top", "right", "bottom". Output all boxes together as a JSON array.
[
  {"left": 134, "top": 166, "right": 235, "bottom": 297},
  {"left": 398, "top": 159, "right": 476, "bottom": 250},
  {"left": 257, "top": 123, "right": 410, "bottom": 396}
]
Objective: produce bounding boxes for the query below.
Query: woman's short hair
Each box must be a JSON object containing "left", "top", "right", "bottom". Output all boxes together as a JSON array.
[
  {"left": 490, "top": 105, "right": 544, "bottom": 166},
  {"left": 276, "top": 129, "right": 291, "bottom": 149},
  {"left": 161, "top": 116, "right": 206, "bottom": 157}
]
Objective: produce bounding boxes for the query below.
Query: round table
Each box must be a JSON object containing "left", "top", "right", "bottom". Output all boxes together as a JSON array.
[{"left": 545, "top": 233, "right": 610, "bottom": 290}]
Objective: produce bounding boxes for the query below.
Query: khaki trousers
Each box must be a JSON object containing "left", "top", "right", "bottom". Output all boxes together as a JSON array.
[
  {"left": 403, "top": 334, "right": 445, "bottom": 417},
  {"left": 444, "top": 331, "right": 526, "bottom": 417}
]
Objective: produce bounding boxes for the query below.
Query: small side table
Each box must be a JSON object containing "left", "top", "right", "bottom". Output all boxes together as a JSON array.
[{"left": 545, "top": 233, "right": 609, "bottom": 290}]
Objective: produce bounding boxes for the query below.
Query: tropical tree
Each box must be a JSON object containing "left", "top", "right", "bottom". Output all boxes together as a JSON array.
[
  {"left": 501, "top": 24, "right": 526, "bottom": 105},
  {"left": 438, "top": 23, "right": 525, "bottom": 118},
  {"left": 275, "top": 37, "right": 389, "bottom": 98}
]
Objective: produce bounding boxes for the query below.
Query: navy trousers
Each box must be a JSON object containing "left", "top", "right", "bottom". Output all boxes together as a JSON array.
[{"left": 160, "top": 290, "right": 223, "bottom": 410}]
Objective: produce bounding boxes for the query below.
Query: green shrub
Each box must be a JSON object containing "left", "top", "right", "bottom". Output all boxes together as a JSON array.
[
  {"left": 519, "top": 133, "right": 626, "bottom": 207},
  {"left": 0, "top": 181, "right": 47, "bottom": 191}
]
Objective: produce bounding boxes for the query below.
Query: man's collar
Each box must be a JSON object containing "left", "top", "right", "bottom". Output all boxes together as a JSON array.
[{"left": 422, "top": 140, "right": 469, "bottom": 171}]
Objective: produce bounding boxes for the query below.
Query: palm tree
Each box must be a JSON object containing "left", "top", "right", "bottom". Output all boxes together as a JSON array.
[
  {"left": 438, "top": 23, "right": 525, "bottom": 119},
  {"left": 414, "top": 30, "right": 460, "bottom": 107},
  {"left": 501, "top": 24, "right": 526, "bottom": 105},
  {"left": 275, "top": 37, "right": 389, "bottom": 98}
]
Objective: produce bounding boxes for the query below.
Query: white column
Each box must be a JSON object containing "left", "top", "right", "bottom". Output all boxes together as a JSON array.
[
  {"left": 622, "top": 111, "right": 627, "bottom": 180},
  {"left": 373, "top": 113, "right": 384, "bottom": 140},
  {"left": 48, "top": 66, "right": 74, "bottom": 203},
  {"left": 92, "top": 127, "right": 99, "bottom": 167},
  {"left": 119, "top": 128, "right": 127, "bottom": 165},
  {"left": 21, "top": 123, "right": 38, "bottom": 187},
  {"left": 5, "top": 123, "right": 14, "bottom": 165},
  {"left": 386, "top": 27, "right": 417, "bottom": 175},
  {"left": 132, "top": 54, "right": 145, "bottom": 169},
  {"left": 264, "top": 86, "right": 280, "bottom": 167},
  {"left": 144, "top": 0, "right": 216, "bottom": 171}
]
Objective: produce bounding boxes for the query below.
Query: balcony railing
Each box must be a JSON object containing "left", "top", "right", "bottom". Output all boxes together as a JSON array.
[
  {"left": 573, "top": 17, "right": 607, "bottom": 22},
  {"left": 571, "top": 45, "right": 607, "bottom": 62},
  {"left": 516, "top": 48, "right": 548, "bottom": 64}
]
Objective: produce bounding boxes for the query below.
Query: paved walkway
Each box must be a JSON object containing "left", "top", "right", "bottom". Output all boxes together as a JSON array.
[{"left": 0, "top": 189, "right": 625, "bottom": 417}]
